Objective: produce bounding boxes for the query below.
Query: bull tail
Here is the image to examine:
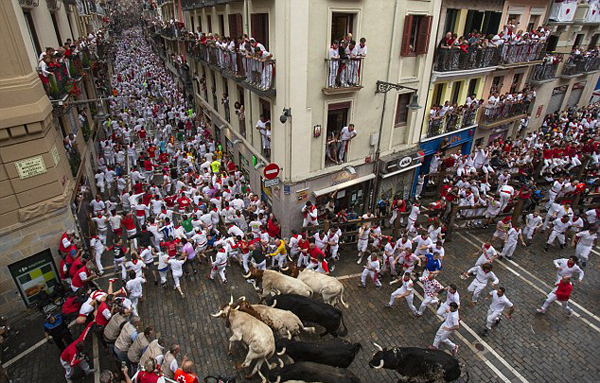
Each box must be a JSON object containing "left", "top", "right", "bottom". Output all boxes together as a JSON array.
[
  {"left": 339, "top": 287, "right": 349, "bottom": 309},
  {"left": 337, "top": 314, "right": 349, "bottom": 337}
]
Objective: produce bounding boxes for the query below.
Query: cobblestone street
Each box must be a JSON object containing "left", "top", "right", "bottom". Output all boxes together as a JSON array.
[{"left": 3, "top": 227, "right": 599, "bottom": 383}]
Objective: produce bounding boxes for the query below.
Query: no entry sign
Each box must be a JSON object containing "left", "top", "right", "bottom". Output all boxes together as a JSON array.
[{"left": 263, "top": 163, "right": 280, "bottom": 180}]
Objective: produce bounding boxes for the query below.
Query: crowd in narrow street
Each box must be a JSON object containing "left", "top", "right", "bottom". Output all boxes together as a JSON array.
[{"left": 42, "top": 23, "right": 600, "bottom": 383}]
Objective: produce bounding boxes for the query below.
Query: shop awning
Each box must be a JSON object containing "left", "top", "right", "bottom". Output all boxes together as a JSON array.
[
  {"left": 381, "top": 163, "right": 421, "bottom": 179},
  {"left": 313, "top": 173, "right": 376, "bottom": 197}
]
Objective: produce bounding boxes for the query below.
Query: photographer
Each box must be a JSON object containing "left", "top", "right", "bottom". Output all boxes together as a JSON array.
[
  {"left": 44, "top": 313, "right": 73, "bottom": 352},
  {"left": 60, "top": 336, "right": 95, "bottom": 382}
]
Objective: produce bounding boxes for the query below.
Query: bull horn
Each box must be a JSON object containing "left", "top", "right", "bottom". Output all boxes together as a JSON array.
[
  {"left": 210, "top": 309, "right": 224, "bottom": 317},
  {"left": 271, "top": 377, "right": 281, "bottom": 383},
  {"left": 281, "top": 266, "right": 289, "bottom": 271},
  {"left": 372, "top": 360, "right": 385, "bottom": 369},
  {"left": 373, "top": 342, "right": 383, "bottom": 352},
  {"left": 239, "top": 296, "right": 246, "bottom": 302},
  {"left": 229, "top": 295, "right": 234, "bottom": 305},
  {"left": 242, "top": 271, "right": 252, "bottom": 278},
  {"left": 287, "top": 256, "right": 293, "bottom": 262},
  {"left": 286, "top": 330, "right": 292, "bottom": 340},
  {"left": 276, "top": 347, "right": 286, "bottom": 356},
  {"left": 270, "top": 299, "right": 277, "bottom": 308},
  {"left": 277, "top": 358, "right": 284, "bottom": 368}
]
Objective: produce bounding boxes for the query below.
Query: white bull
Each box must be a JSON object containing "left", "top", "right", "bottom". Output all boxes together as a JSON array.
[
  {"left": 244, "top": 268, "right": 313, "bottom": 301},
  {"left": 237, "top": 298, "right": 316, "bottom": 339},
  {"left": 211, "top": 297, "right": 282, "bottom": 382},
  {"left": 297, "top": 269, "right": 349, "bottom": 308}
]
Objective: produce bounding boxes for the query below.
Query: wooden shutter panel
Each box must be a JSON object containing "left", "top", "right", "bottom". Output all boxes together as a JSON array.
[
  {"left": 229, "top": 14, "right": 243, "bottom": 38},
  {"left": 416, "top": 16, "right": 433, "bottom": 55},
  {"left": 400, "top": 15, "right": 413, "bottom": 57}
]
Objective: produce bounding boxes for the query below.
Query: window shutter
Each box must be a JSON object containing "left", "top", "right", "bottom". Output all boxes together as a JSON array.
[
  {"left": 400, "top": 15, "right": 413, "bottom": 57},
  {"left": 416, "top": 16, "right": 433, "bottom": 55}
]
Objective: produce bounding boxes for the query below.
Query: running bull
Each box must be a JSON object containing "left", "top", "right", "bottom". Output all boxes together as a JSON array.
[
  {"left": 369, "top": 343, "right": 467, "bottom": 382},
  {"left": 276, "top": 338, "right": 361, "bottom": 368},
  {"left": 244, "top": 268, "right": 313, "bottom": 301},
  {"left": 268, "top": 361, "right": 362, "bottom": 383},
  {"left": 263, "top": 293, "right": 348, "bottom": 337}
]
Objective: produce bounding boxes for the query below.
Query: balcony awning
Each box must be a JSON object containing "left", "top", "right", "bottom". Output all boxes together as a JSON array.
[
  {"left": 313, "top": 174, "right": 376, "bottom": 197},
  {"left": 381, "top": 163, "right": 421, "bottom": 179}
]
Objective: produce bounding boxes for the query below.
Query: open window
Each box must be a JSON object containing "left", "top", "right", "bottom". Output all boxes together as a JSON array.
[
  {"left": 251, "top": 13, "right": 269, "bottom": 50},
  {"left": 331, "top": 13, "right": 355, "bottom": 43},
  {"left": 326, "top": 102, "right": 351, "bottom": 166},
  {"left": 401, "top": 15, "right": 432, "bottom": 56},
  {"left": 394, "top": 93, "right": 411, "bottom": 128}
]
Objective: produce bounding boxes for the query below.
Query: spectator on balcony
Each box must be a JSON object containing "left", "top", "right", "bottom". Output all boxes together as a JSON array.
[
  {"left": 327, "top": 130, "right": 340, "bottom": 165},
  {"left": 338, "top": 40, "right": 349, "bottom": 87},
  {"left": 254, "top": 46, "right": 273, "bottom": 90},
  {"left": 256, "top": 114, "right": 270, "bottom": 157},
  {"left": 328, "top": 41, "right": 340, "bottom": 88},
  {"left": 338, "top": 124, "right": 357, "bottom": 163},
  {"left": 439, "top": 32, "right": 455, "bottom": 49}
]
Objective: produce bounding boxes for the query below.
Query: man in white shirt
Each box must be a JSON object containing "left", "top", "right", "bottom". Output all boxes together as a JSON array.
[
  {"left": 573, "top": 228, "right": 597, "bottom": 267},
  {"left": 553, "top": 256, "right": 584, "bottom": 284},
  {"left": 436, "top": 284, "right": 460, "bottom": 319},
  {"left": 328, "top": 41, "right": 340, "bottom": 88},
  {"left": 338, "top": 124, "right": 357, "bottom": 162},
  {"left": 429, "top": 302, "right": 460, "bottom": 355},
  {"left": 386, "top": 273, "right": 417, "bottom": 314},
  {"left": 482, "top": 288, "right": 514, "bottom": 336},
  {"left": 462, "top": 263, "right": 499, "bottom": 305},
  {"left": 544, "top": 216, "right": 571, "bottom": 252},
  {"left": 126, "top": 270, "right": 146, "bottom": 317},
  {"left": 523, "top": 211, "right": 543, "bottom": 245}
]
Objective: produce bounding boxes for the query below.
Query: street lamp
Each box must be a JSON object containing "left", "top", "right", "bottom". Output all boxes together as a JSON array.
[{"left": 370, "top": 80, "right": 422, "bottom": 211}]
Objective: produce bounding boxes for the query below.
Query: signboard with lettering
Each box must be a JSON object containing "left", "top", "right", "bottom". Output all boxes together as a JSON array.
[
  {"left": 51, "top": 145, "right": 60, "bottom": 167},
  {"left": 419, "top": 128, "right": 476, "bottom": 156},
  {"left": 8, "top": 249, "right": 59, "bottom": 307},
  {"left": 14, "top": 156, "right": 47, "bottom": 179},
  {"left": 264, "top": 178, "right": 280, "bottom": 187}
]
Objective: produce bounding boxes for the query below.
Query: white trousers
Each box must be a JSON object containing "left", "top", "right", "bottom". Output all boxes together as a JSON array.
[
  {"left": 541, "top": 292, "right": 573, "bottom": 314},
  {"left": 468, "top": 281, "right": 487, "bottom": 302},
  {"left": 388, "top": 291, "right": 417, "bottom": 314},
  {"left": 433, "top": 326, "right": 456, "bottom": 349},
  {"left": 575, "top": 243, "right": 592, "bottom": 261},
  {"left": 417, "top": 295, "right": 439, "bottom": 315},
  {"left": 360, "top": 269, "right": 381, "bottom": 287},
  {"left": 501, "top": 241, "right": 517, "bottom": 258},
  {"left": 486, "top": 308, "right": 503, "bottom": 330},
  {"left": 547, "top": 230, "right": 565, "bottom": 246},
  {"left": 210, "top": 265, "right": 226, "bottom": 282}
]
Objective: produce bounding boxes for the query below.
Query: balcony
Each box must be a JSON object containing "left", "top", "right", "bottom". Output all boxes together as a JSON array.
[
  {"left": 561, "top": 55, "right": 600, "bottom": 78},
  {"left": 426, "top": 107, "right": 480, "bottom": 138},
  {"left": 181, "top": 0, "right": 240, "bottom": 11},
  {"left": 434, "top": 42, "right": 546, "bottom": 75},
  {"left": 186, "top": 41, "right": 276, "bottom": 96},
  {"left": 530, "top": 54, "right": 564, "bottom": 84},
  {"left": 322, "top": 58, "right": 364, "bottom": 95},
  {"left": 549, "top": 1, "right": 577, "bottom": 23},
  {"left": 481, "top": 100, "right": 531, "bottom": 126},
  {"left": 38, "top": 62, "right": 71, "bottom": 101}
]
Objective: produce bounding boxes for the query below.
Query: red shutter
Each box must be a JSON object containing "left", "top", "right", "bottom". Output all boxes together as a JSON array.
[
  {"left": 400, "top": 15, "right": 413, "bottom": 57},
  {"left": 416, "top": 16, "right": 433, "bottom": 55}
]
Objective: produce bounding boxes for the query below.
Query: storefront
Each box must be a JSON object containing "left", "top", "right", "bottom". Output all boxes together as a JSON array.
[
  {"left": 377, "top": 149, "right": 424, "bottom": 202},
  {"left": 418, "top": 127, "right": 476, "bottom": 176},
  {"left": 8, "top": 249, "right": 60, "bottom": 307},
  {"left": 312, "top": 168, "right": 375, "bottom": 214}
]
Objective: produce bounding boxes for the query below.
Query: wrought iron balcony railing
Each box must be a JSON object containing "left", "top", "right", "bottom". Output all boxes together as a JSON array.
[
  {"left": 482, "top": 100, "right": 530, "bottom": 124},
  {"left": 561, "top": 55, "right": 600, "bottom": 77},
  {"left": 426, "top": 107, "right": 480, "bottom": 138},
  {"left": 324, "top": 57, "right": 364, "bottom": 90}
]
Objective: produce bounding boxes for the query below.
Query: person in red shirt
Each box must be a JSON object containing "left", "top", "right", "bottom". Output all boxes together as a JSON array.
[
  {"left": 177, "top": 194, "right": 191, "bottom": 213},
  {"left": 147, "top": 145, "right": 156, "bottom": 159},
  {"left": 306, "top": 243, "right": 325, "bottom": 271},
  {"left": 174, "top": 361, "right": 199, "bottom": 383},
  {"left": 164, "top": 193, "right": 177, "bottom": 209},
  {"left": 537, "top": 276, "right": 573, "bottom": 316},
  {"left": 60, "top": 323, "right": 95, "bottom": 381},
  {"left": 137, "top": 360, "right": 161, "bottom": 383},
  {"left": 297, "top": 235, "right": 310, "bottom": 267},
  {"left": 267, "top": 216, "right": 281, "bottom": 239}
]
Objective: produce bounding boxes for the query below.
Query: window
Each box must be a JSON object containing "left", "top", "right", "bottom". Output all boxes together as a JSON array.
[
  {"left": 451, "top": 81, "right": 462, "bottom": 104},
  {"left": 527, "top": 15, "right": 539, "bottom": 32},
  {"left": 468, "top": 78, "right": 478, "bottom": 98},
  {"left": 207, "top": 15, "right": 212, "bottom": 33},
  {"left": 222, "top": 78, "right": 230, "bottom": 122},
  {"left": 23, "top": 11, "right": 41, "bottom": 58},
  {"left": 218, "top": 15, "right": 225, "bottom": 36},
  {"left": 574, "top": 33, "right": 584, "bottom": 49},
  {"left": 331, "top": 13, "right": 355, "bottom": 43},
  {"left": 210, "top": 71, "right": 218, "bottom": 109},
  {"left": 465, "top": 10, "right": 484, "bottom": 35},
  {"left": 510, "top": 73, "right": 522, "bottom": 94},
  {"left": 394, "top": 94, "right": 411, "bottom": 127},
  {"left": 237, "top": 86, "right": 245, "bottom": 106},
  {"left": 251, "top": 13, "right": 269, "bottom": 50},
  {"left": 197, "top": 16, "right": 202, "bottom": 32},
  {"left": 547, "top": 34, "right": 559, "bottom": 51},
  {"left": 589, "top": 34, "right": 599, "bottom": 50},
  {"left": 491, "top": 76, "right": 502, "bottom": 94},
  {"left": 444, "top": 9, "right": 459, "bottom": 35},
  {"left": 259, "top": 98, "right": 271, "bottom": 121},
  {"left": 50, "top": 13, "right": 63, "bottom": 46},
  {"left": 326, "top": 102, "right": 351, "bottom": 166},
  {"left": 481, "top": 11, "right": 502, "bottom": 36},
  {"left": 229, "top": 14, "right": 243, "bottom": 39},
  {"left": 401, "top": 15, "right": 432, "bottom": 56},
  {"left": 432, "top": 83, "right": 443, "bottom": 107}
]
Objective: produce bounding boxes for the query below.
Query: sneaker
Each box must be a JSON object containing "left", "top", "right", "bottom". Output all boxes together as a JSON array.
[
  {"left": 543, "top": 246, "right": 548, "bottom": 253},
  {"left": 376, "top": 285, "right": 382, "bottom": 290},
  {"left": 108, "top": 278, "right": 118, "bottom": 283},
  {"left": 385, "top": 303, "right": 393, "bottom": 308},
  {"left": 223, "top": 280, "right": 228, "bottom": 284},
  {"left": 180, "top": 293, "right": 185, "bottom": 298},
  {"left": 482, "top": 329, "right": 489, "bottom": 336},
  {"left": 581, "top": 261, "right": 587, "bottom": 268},
  {"left": 428, "top": 345, "right": 438, "bottom": 350},
  {"left": 566, "top": 310, "right": 574, "bottom": 317},
  {"left": 85, "top": 368, "right": 96, "bottom": 376},
  {"left": 536, "top": 308, "right": 545, "bottom": 314},
  {"left": 414, "top": 312, "right": 423, "bottom": 318},
  {"left": 452, "top": 345, "right": 459, "bottom": 356},
  {"left": 67, "top": 379, "right": 74, "bottom": 383},
  {"left": 357, "top": 284, "right": 366, "bottom": 288},
  {"left": 356, "top": 258, "right": 362, "bottom": 265},
  {"left": 559, "top": 244, "right": 564, "bottom": 250}
]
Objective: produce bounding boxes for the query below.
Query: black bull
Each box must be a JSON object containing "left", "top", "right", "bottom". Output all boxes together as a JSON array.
[
  {"left": 276, "top": 338, "right": 361, "bottom": 368},
  {"left": 369, "top": 346, "right": 468, "bottom": 382},
  {"left": 268, "top": 361, "right": 362, "bottom": 383},
  {"left": 263, "top": 294, "right": 348, "bottom": 337}
]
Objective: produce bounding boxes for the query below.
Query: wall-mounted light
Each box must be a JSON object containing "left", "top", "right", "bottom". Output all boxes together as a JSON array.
[{"left": 280, "top": 108, "right": 292, "bottom": 123}]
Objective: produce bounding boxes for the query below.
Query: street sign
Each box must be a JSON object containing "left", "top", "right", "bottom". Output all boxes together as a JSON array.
[
  {"left": 264, "top": 178, "right": 280, "bottom": 187},
  {"left": 263, "top": 163, "right": 280, "bottom": 180}
]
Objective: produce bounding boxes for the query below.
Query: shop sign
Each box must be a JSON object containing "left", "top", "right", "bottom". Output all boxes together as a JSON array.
[
  {"left": 264, "top": 178, "right": 280, "bottom": 187},
  {"left": 15, "top": 156, "right": 47, "bottom": 179},
  {"left": 332, "top": 170, "right": 357, "bottom": 185},
  {"left": 8, "top": 249, "right": 59, "bottom": 307},
  {"left": 296, "top": 188, "right": 309, "bottom": 203},
  {"left": 420, "top": 128, "right": 475, "bottom": 156}
]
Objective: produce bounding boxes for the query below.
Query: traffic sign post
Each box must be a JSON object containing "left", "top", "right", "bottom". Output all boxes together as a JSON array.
[{"left": 263, "top": 163, "right": 280, "bottom": 180}]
